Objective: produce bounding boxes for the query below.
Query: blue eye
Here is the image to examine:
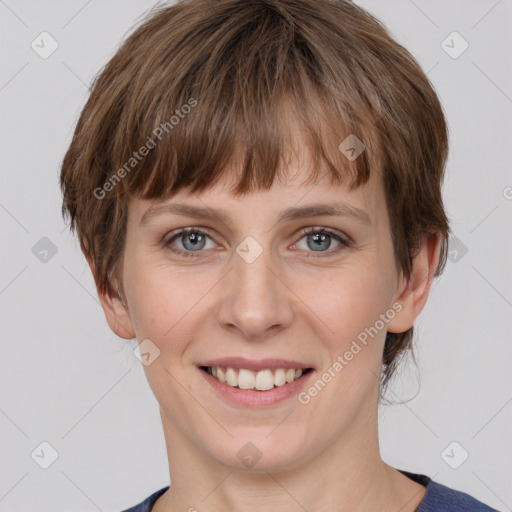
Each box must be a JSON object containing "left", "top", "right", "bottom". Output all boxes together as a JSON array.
[
  {"left": 164, "top": 227, "right": 351, "bottom": 258},
  {"left": 164, "top": 228, "right": 216, "bottom": 257},
  {"left": 295, "top": 227, "right": 351, "bottom": 255}
]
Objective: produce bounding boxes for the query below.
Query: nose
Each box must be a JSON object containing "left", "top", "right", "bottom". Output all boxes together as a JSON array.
[{"left": 215, "top": 239, "right": 294, "bottom": 341}]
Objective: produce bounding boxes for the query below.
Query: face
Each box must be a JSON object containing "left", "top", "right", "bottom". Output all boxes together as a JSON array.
[{"left": 101, "top": 153, "right": 430, "bottom": 474}]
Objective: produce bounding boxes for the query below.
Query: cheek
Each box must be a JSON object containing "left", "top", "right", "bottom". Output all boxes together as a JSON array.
[
  {"left": 299, "top": 262, "right": 394, "bottom": 339},
  {"left": 125, "top": 260, "right": 213, "bottom": 344},
  {"left": 298, "top": 267, "right": 393, "bottom": 418},
  {"left": 295, "top": 269, "right": 396, "bottom": 401}
]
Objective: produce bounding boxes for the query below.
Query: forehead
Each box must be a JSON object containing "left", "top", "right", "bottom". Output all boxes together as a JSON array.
[{"left": 129, "top": 157, "right": 385, "bottom": 230}]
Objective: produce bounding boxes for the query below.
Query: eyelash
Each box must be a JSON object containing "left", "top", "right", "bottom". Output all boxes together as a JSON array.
[{"left": 163, "top": 226, "right": 352, "bottom": 258}]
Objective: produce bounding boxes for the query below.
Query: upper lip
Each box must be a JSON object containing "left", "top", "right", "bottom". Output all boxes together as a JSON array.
[{"left": 198, "top": 357, "right": 314, "bottom": 371}]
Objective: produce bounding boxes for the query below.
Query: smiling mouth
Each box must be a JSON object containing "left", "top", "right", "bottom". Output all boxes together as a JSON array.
[{"left": 199, "top": 365, "right": 314, "bottom": 391}]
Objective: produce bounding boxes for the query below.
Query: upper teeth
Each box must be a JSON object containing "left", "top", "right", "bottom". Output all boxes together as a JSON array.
[{"left": 207, "top": 367, "right": 305, "bottom": 390}]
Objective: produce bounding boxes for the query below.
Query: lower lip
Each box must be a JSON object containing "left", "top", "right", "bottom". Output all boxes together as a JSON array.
[{"left": 198, "top": 367, "right": 315, "bottom": 407}]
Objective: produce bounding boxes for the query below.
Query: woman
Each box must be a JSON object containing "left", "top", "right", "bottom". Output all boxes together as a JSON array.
[{"left": 59, "top": 0, "right": 498, "bottom": 510}]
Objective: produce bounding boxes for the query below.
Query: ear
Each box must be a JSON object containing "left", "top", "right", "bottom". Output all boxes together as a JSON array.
[
  {"left": 86, "top": 257, "right": 136, "bottom": 340},
  {"left": 386, "top": 233, "right": 442, "bottom": 334}
]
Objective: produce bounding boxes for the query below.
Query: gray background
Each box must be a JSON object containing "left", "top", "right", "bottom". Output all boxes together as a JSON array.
[{"left": 0, "top": 0, "right": 511, "bottom": 510}]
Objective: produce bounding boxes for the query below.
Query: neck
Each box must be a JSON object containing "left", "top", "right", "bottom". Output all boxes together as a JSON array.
[{"left": 153, "top": 407, "right": 426, "bottom": 512}]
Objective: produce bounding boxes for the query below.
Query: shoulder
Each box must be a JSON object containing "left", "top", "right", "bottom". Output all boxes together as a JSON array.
[
  {"left": 119, "top": 477, "right": 500, "bottom": 512},
  {"left": 400, "top": 471, "right": 499, "bottom": 512},
  {"left": 121, "top": 486, "right": 169, "bottom": 512},
  {"left": 418, "top": 479, "right": 499, "bottom": 511}
]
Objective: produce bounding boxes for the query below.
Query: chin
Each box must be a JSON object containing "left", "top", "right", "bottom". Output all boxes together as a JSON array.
[{"left": 204, "top": 433, "right": 311, "bottom": 473}]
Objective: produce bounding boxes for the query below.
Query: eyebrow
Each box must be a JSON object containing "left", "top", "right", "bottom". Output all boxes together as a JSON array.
[{"left": 139, "top": 201, "right": 372, "bottom": 227}]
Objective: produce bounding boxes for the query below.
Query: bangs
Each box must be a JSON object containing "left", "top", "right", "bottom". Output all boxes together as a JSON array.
[{"left": 103, "top": 2, "right": 380, "bottom": 203}]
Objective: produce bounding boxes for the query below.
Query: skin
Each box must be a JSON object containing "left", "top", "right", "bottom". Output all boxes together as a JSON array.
[{"left": 92, "top": 145, "right": 441, "bottom": 511}]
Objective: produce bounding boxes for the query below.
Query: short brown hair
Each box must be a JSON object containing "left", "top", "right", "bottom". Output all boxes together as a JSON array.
[{"left": 60, "top": 0, "right": 451, "bottom": 393}]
